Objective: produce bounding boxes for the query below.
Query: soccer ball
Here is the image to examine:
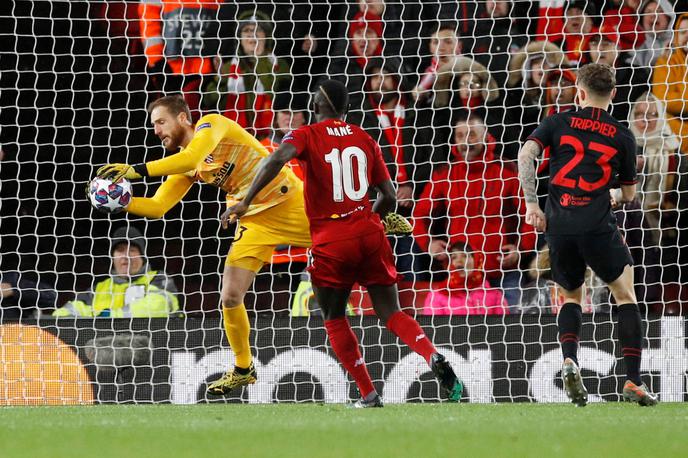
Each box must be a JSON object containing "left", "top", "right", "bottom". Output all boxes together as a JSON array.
[{"left": 88, "top": 177, "right": 132, "bottom": 214}]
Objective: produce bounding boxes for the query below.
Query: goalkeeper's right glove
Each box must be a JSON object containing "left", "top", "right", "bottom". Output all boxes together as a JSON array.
[
  {"left": 382, "top": 212, "right": 413, "bottom": 235},
  {"left": 96, "top": 163, "right": 144, "bottom": 182}
]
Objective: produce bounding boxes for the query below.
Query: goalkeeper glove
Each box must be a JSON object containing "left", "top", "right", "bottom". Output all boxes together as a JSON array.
[
  {"left": 382, "top": 212, "right": 413, "bottom": 235},
  {"left": 96, "top": 163, "right": 144, "bottom": 182}
]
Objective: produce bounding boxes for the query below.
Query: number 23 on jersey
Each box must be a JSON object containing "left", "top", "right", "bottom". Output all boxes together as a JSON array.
[{"left": 551, "top": 135, "right": 618, "bottom": 192}]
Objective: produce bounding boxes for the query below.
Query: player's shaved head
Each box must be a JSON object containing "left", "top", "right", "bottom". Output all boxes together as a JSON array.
[
  {"left": 576, "top": 63, "right": 616, "bottom": 99},
  {"left": 314, "top": 80, "right": 349, "bottom": 119}
]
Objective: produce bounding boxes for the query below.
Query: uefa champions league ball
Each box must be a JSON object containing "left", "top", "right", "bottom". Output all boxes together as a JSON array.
[{"left": 88, "top": 177, "right": 132, "bottom": 214}]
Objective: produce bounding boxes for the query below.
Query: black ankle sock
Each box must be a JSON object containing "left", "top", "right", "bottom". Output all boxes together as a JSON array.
[
  {"left": 617, "top": 303, "right": 643, "bottom": 385},
  {"left": 234, "top": 365, "right": 251, "bottom": 375},
  {"left": 558, "top": 302, "right": 582, "bottom": 364}
]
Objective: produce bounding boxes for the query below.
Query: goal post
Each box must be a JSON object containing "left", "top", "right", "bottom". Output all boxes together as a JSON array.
[{"left": 0, "top": 0, "right": 686, "bottom": 405}]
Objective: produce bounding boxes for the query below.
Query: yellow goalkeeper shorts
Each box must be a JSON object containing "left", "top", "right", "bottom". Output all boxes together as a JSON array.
[{"left": 225, "top": 190, "right": 312, "bottom": 272}]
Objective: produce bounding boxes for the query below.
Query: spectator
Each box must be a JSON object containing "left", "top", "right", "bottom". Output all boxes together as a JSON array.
[
  {"left": 543, "top": 67, "right": 577, "bottom": 117},
  {"left": 328, "top": 12, "right": 384, "bottom": 113},
  {"left": 280, "top": 2, "right": 340, "bottom": 93},
  {"left": 413, "top": 21, "right": 463, "bottom": 104},
  {"left": 336, "top": 0, "right": 429, "bottom": 74},
  {"left": 412, "top": 113, "right": 536, "bottom": 309},
  {"left": 506, "top": 41, "right": 570, "bottom": 140},
  {"left": 535, "top": 67, "right": 578, "bottom": 182},
  {"left": 472, "top": 1, "right": 528, "bottom": 88},
  {"left": 553, "top": 0, "right": 599, "bottom": 65},
  {"left": 630, "top": 0, "right": 676, "bottom": 68},
  {"left": 627, "top": 92, "right": 681, "bottom": 245},
  {"left": 652, "top": 12, "right": 688, "bottom": 154},
  {"left": 601, "top": 0, "right": 644, "bottom": 51},
  {"left": 53, "top": 227, "right": 179, "bottom": 318},
  {"left": 0, "top": 271, "right": 57, "bottom": 320},
  {"left": 220, "top": 2, "right": 344, "bottom": 94},
  {"left": 355, "top": 57, "right": 435, "bottom": 279},
  {"left": 433, "top": 56, "right": 519, "bottom": 160},
  {"left": 613, "top": 92, "right": 680, "bottom": 311},
  {"left": 340, "top": 1, "right": 395, "bottom": 51},
  {"left": 260, "top": 88, "right": 310, "bottom": 153},
  {"left": 411, "top": 22, "right": 463, "bottom": 159},
  {"left": 612, "top": 197, "right": 664, "bottom": 312},
  {"left": 535, "top": 0, "right": 567, "bottom": 42},
  {"left": 423, "top": 240, "right": 508, "bottom": 315},
  {"left": 588, "top": 28, "right": 650, "bottom": 124},
  {"left": 258, "top": 85, "right": 308, "bottom": 193},
  {"left": 355, "top": 57, "right": 434, "bottom": 204},
  {"left": 138, "top": 0, "right": 221, "bottom": 116},
  {"left": 202, "top": 11, "right": 290, "bottom": 139},
  {"left": 433, "top": 59, "right": 499, "bottom": 110}
]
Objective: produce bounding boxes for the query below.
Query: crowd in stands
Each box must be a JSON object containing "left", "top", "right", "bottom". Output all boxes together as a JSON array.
[{"left": 3, "top": 0, "right": 688, "bottom": 319}]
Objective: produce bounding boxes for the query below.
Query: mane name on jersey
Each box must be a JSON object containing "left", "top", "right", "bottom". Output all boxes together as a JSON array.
[
  {"left": 326, "top": 125, "right": 353, "bottom": 137},
  {"left": 569, "top": 117, "right": 617, "bottom": 137}
]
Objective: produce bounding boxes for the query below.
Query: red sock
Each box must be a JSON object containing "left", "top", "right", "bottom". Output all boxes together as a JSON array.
[
  {"left": 386, "top": 311, "right": 437, "bottom": 364},
  {"left": 324, "top": 317, "right": 375, "bottom": 398}
]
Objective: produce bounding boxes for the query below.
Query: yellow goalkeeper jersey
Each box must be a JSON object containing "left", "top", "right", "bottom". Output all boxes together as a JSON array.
[{"left": 145, "top": 114, "right": 300, "bottom": 216}]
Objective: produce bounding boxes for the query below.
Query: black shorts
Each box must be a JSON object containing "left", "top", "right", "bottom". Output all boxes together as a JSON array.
[{"left": 545, "top": 230, "right": 633, "bottom": 291}]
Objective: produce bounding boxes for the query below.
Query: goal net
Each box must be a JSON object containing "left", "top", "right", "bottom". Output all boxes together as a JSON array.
[{"left": 0, "top": 0, "right": 686, "bottom": 405}]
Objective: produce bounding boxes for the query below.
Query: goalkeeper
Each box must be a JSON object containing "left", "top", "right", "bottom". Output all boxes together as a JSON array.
[
  {"left": 97, "top": 95, "right": 311, "bottom": 395},
  {"left": 97, "top": 95, "right": 411, "bottom": 396}
]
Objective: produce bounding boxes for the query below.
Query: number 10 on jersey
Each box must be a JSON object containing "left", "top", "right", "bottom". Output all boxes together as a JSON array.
[{"left": 324, "top": 147, "right": 369, "bottom": 202}]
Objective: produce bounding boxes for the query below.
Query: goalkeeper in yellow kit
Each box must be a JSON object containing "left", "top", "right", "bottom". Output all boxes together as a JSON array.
[
  {"left": 97, "top": 95, "right": 311, "bottom": 395},
  {"left": 98, "top": 95, "right": 413, "bottom": 396}
]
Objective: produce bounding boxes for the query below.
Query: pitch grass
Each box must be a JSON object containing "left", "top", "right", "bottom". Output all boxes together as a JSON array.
[{"left": 2, "top": 403, "right": 687, "bottom": 458}]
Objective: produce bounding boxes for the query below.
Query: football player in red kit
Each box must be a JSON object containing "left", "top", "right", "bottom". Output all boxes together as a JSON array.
[{"left": 225, "top": 79, "right": 463, "bottom": 407}]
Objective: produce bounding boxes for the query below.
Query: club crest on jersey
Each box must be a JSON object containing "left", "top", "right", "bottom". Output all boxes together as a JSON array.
[{"left": 196, "top": 122, "right": 212, "bottom": 132}]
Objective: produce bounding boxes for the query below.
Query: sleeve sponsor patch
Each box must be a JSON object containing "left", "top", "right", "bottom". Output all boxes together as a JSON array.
[{"left": 196, "top": 122, "right": 212, "bottom": 132}]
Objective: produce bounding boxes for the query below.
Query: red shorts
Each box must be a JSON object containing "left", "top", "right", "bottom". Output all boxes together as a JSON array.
[{"left": 308, "top": 229, "right": 398, "bottom": 289}]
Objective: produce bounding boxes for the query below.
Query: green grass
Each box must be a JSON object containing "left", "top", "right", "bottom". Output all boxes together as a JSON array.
[{"left": 2, "top": 403, "right": 687, "bottom": 458}]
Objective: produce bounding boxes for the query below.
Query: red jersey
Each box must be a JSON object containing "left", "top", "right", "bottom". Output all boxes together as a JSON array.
[{"left": 282, "top": 118, "right": 391, "bottom": 245}]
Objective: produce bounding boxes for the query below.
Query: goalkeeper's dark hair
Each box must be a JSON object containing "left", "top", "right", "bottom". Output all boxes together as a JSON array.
[
  {"left": 316, "top": 79, "right": 349, "bottom": 116},
  {"left": 148, "top": 95, "right": 192, "bottom": 121}
]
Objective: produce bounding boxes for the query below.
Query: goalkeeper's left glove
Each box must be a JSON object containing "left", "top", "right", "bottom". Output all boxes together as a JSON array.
[
  {"left": 96, "top": 163, "right": 144, "bottom": 182},
  {"left": 382, "top": 212, "right": 413, "bottom": 235}
]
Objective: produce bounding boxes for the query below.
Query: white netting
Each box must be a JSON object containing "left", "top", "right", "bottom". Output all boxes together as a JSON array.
[{"left": 0, "top": 1, "right": 686, "bottom": 405}]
